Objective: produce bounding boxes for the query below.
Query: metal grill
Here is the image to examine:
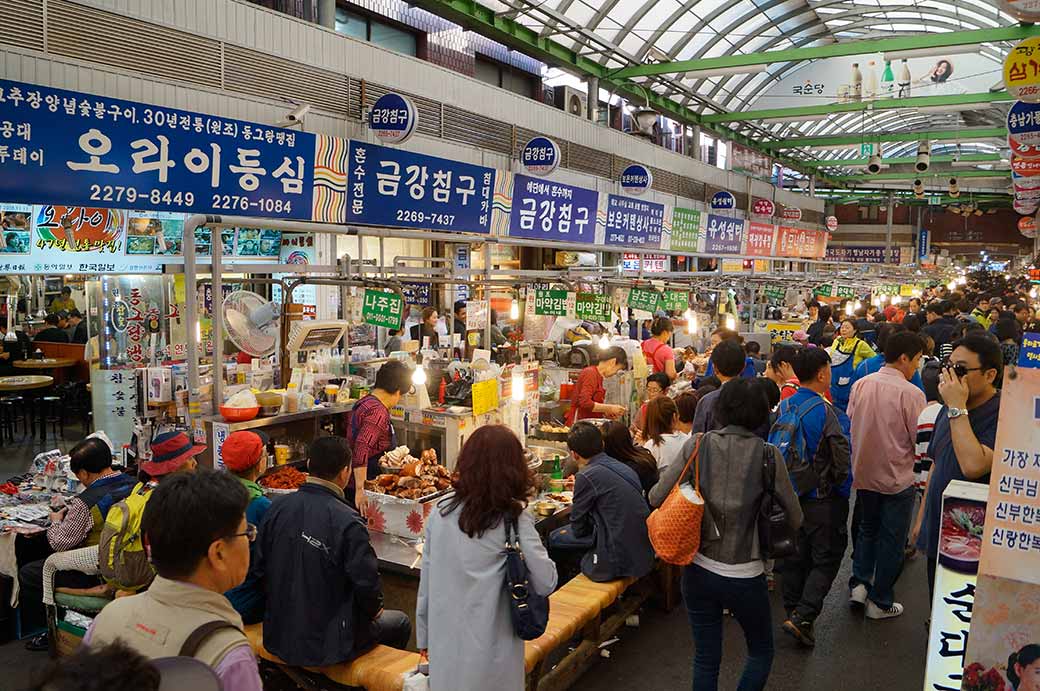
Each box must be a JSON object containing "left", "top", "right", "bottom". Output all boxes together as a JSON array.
[
  {"left": 47, "top": 0, "right": 222, "bottom": 89},
  {"left": 650, "top": 167, "right": 679, "bottom": 196},
  {"left": 443, "top": 105, "right": 513, "bottom": 155},
  {"left": 223, "top": 44, "right": 351, "bottom": 115},
  {"left": 678, "top": 177, "right": 706, "bottom": 202},
  {"left": 362, "top": 82, "right": 442, "bottom": 139},
  {"left": 0, "top": 0, "right": 44, "bottom": 51},
  {"left": 567, "top": 143, "right": 612, "bottom": 179}
]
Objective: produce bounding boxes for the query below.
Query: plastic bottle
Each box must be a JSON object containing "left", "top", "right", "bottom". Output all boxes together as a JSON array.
[
  {"left": 285, "top": 383, "right": 298, "bottom": 413},
  {"left": 898, "top": 59, "right": 911, "bottom": 98},
  {"left": 880, "top": 60, "right": 895, "bottom": 98},
  {"left": 851, "top": 63, "right": 862, "bottom": 101},
  {"left": 863, "top": 60, "right": 878, "bottom": 99}
]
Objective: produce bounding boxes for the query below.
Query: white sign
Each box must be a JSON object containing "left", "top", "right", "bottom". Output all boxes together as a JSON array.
[{"left": 211, "top": 422, "right": 230, "bottom": 469}]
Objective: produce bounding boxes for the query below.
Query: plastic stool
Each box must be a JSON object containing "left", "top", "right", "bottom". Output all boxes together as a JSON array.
[{"left": 36, "top": 396, "right": 64, "bottom": 441}]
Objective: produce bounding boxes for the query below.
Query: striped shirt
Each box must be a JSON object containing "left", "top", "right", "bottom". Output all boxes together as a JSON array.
[{"left": 913, "top": 402, "right": 943, "bottom": 493}]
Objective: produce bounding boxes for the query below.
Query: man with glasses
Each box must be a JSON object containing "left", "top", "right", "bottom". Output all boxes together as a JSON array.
[
  {"left": 86, "top": 469, "right": 262, "bottom": 691},
  {"left": 221, "top": 431, "right": 272, "bottom": 624},
  {"left": 914, "top": 333, "right": 1002, "bottom": 596}
]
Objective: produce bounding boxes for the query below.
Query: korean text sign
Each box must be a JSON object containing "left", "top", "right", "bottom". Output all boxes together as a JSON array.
[
  {"left": 604, "top": 194, "right": 665, "bottom": 248},
  {"left": 509, "top": 175, "right": 597, "bottom": 244},
  {"left": 0, "top": 79, "right": 316, "bottom": 219},
  {"left": 670, "top": 207, "right": 701, "bottom": 253},
  {"left": 347, "top": 140, "right": 495, "bottom": 234},
  {"left": 361, "top": 289, "right": 404, "bottom": 329},
  {"left": 704, "top": 215, "right": 744, "bottom": 255},
  {"left": 744, "top": 221, "right": 775, "bottom": 257},
  {"left": 575, "top": 293, "right": 612, "bottom": 322},
  {"left": 627, "top": 288, "right": 661, "bottom": 313},
  {"left": 533, "top": 289, "right": 574, "bottom": 317}
]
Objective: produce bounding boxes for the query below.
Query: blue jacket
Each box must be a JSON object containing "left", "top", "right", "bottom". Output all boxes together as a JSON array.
[
  {"left": 225, "top": 485, "right": 271, "bottom": 624},
  {"left": 705, "top": 356, "right": 757, "bottom": 379},
  {"left": 851, "top": 353, "right": 925, "bottom": 393},
  {"left": 571, "top": 453, "right": 655, "bottom": 582},
  {"left": 778, "top": 388, "right": 852, "bottom": 499}
]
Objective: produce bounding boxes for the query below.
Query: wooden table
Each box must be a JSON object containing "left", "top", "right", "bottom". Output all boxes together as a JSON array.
[
  {"left": 13, "top": 358, "right": 76, "bottom": 371},
  {"left": 0, "top": 375, "right": 53, "bottom": 392}
]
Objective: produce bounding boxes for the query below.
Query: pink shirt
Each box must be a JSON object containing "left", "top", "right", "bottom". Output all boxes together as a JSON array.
[{"left": 847, "top": 366, "right": 926, "bottom": 495}]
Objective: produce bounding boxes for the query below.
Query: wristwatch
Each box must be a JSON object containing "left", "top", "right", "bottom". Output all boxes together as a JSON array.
[{"left": 947, "top": 407, "right": 966, "bottom": 420}]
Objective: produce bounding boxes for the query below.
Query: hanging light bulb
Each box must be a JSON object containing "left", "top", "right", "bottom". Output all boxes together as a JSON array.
[
  {"left": 412, "top": 363, "right": 427, "bottom": 386},
  {"left": 684, "top": 308, "right": 697, "bottom": 335},
  {"left": 725, "top": 314, "right": 736, "bottom": 331},
  {"left": 509, "top": 298, "right": 519, "bottom": 320},
  {"left": 947, "top": 280, "right": 957, "bottom": 291},
  {"left": 511, "top": 370, "right": 525, "bottom": 402},
  {"left": 844, "top": 302, "right": 854, "bottom": 317},
  {"left": 854, "top": 300, "right": 862, "bottom": 311},
  {"left": 195, "top": 321, "right": 202, "bottom": 343},
  {"left": 598, "top": 333, "right": 611, "bottom": 349}
]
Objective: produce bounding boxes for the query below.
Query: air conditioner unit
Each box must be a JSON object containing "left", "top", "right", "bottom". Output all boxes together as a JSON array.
[{"left": 553, "top": 85, "right": 588, "bottom": 117}]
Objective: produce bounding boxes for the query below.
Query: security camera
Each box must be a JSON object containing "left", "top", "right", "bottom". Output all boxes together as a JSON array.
[
  {"left": 912, "top": 179, "right": 924, "bottom": 198},
  {"left": 276, "top": 103, "right": 310, "bottom": 128},
  {"left": 949, "top": 177, "right": 960, "bottom": 198},
  {"left": 867, "top": 154, "right": 883, "bottom": 175},
  {"left": 915, "top": 142, "right": 930, "bottom": 173}
]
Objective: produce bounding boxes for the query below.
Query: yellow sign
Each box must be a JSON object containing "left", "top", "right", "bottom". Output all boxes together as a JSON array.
[
  {"left": 471, "top": 378, "right": 499, "bottom": 416},
  {"left": 720, "top": 259, "right": 744, "bottom": 273},
  {"left": 1004, "top": 37, "right": 1040, "bottom": 102},
  {"left": 173, "top": 274, "right": 186, "bottom": 305},
  {"left": 766, "top": 322, "right": 803, "bottom": 344},
  {"left": 899, "top": 284, "right": 915, "bottom": 297}
]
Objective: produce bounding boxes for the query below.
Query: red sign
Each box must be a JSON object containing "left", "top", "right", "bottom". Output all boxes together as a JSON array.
[
  {"left": 776, "top": 226, "right": 825, "bottom": 258},
  {"left": 780, "top": 206, "right": 803, "bottom": 221},
  {"left": 826, "top": 215, "right": 838, "bottom": 232},
  {"left": 1010, "top": 136, "right": 1040, "bottom": 159},
  {"left": 1019, "top": 216, "right": 1037, "bottom": 233},
  {"left": 751, "top": 198, "right": 775, "bottom": 216},
  {"left": 1012, "top": 154, "right": 1040, "bottom": 176},
  {"left": 745, "top": 222, "right": 775, "bottom": 256},
  {"left": 1014, "top": 198, "right": 1039, "bottom": 215}
]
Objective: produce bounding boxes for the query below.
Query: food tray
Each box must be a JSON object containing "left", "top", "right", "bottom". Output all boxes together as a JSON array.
[{"left": 364, "top": 488, "right": 453, "bottom": 539}]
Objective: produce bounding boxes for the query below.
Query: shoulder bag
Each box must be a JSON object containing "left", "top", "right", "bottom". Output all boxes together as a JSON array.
[
  {"left": 503, "top": 516, "right": 550, "bottom": 640},
  {"left": 758, "top": 443, "right": 797, "bottom": 560},
  {"left": 646, "top": 434, "right": 705, "bottom": 565}
]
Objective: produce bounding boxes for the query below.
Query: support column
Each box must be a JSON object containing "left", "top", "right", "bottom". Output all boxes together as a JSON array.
[
  {"left": 809, "top": 175, "right": 816, "bottom": 196},
  {"left": 586, "top": 77, "right": 599, "bottom": 123},
  {"left": 691, "top": 125, "right": 702, "bottom": 161},
  {"left": 885, "top": 191, "right": 894, "bottom": 263},
  {"left": 317, "top": 0, "right": 336, "bottom": 30}
]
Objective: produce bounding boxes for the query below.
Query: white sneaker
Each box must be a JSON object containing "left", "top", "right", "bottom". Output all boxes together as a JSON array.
[
  {"left": 849, "top": 584, "right": 868, "bottom": 608},
  {"left": 866, "top": 601, "right": 904, "bottom": 620}
]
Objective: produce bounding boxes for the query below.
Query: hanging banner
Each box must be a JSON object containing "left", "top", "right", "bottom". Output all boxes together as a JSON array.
[
  {"left": 781, "top": 206, "right": 803, "bottom": 221},
  {"left": 751, "top": 198, "right": 775, "bottom": 216},
  {"left": 627, "top": 288, "right": 661, "bottom": 313},
  {"left": 533, "top": 289, "right": 574, "bottom": 317},
  {"left": 745, "top": 221, "right": 775, "bottom": 257},
  {"left": 0, "top": 78, "right": 319, "bottom": 220},
  {"left": 1008, "top": 100, "right": 1040, "bottom": 158},
  {"left": 1004, "top": 37, "right": 1040, "bottom": 103},
  {"left": 30, "top": 205, "right": 161, "bottom": 274},
  {"left": 1012, "top": 153, "right": 1040, "bottom": 177},
  {"left": 918, "top": 228, "right": 930, "bottom": 262},
  {"left": 776, "top": 225, "right": 821, "bottom": 258},
  {"left": 361, "top": 289, "right": 404, "bottom": 329},
  {"left": 401, "top": 282, "right": 432, "bottom": 306},
  {"left": 368, "top": 93, "right": 418, "bottom": 145},
  {"left": 346, "top": 140, "right": 495, "bottom": 234},
  {"left": 825, "top": 215, "right": 839, "bottom": 232},
  {"left": 825, "top": 246, "right": 895, "bottom": 263},
  {"left": 670, "top": 207, "right": 701, "bottom": 253},
  {"left": 703, "top": 214, "right": 744, "bottom": 255},
  {"left": 508, "top": 175, "right": 597, "bottom": 244},
  {"left": 604, "top": 194, "right": 665, "bottom": 248},
  {"left": 709, "top": 191, "right": 736, "bottom": 211},
  {"left": 575, "top": 292, "right": 612, "bottom": 322},
  {"left": 763, "top": 285, "right": 786, "bottom": 301},
  {"left": 766, "top": 322, "right": 804, "bottom": 344},
  {"left": 661, "top": 291, "right": 689, "bottom": 312},
  {"left": 621, "top": 253, "right": 668, "bottom": 272},
  {"left": 618, "top": 164, "right": 653, "bottom": 196}
]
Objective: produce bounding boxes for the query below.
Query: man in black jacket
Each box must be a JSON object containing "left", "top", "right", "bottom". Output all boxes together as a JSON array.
[
  {"left": 922, "top": 301, "right": 958, "bottom": 358},
  {"left": 256, "top": 436, "right": 410, "bottom": 666},
  {"left": 34, "top": 313, "right": 69, "bottom": 344}
]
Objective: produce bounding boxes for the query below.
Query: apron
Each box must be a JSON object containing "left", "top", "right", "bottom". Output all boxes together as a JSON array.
[
  {"left": 350, "top": 396, "right": 398, "bottom": 480},
  {"left": 566, "top": 370, "right": 605, "bottom": 426},
  {"left": 829, "top": 339, "right": 859, "bottom": 414},
  {"left": 642, "top": 339, "right": 667, "bottom": 374}
]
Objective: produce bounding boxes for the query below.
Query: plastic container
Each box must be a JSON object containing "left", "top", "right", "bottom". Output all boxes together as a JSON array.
[
  {"left": 285, "top": 383, "right": 298, "bottom": 413},
  {"left": 219, "top": 406, "right": 260, "bottom": 422}
]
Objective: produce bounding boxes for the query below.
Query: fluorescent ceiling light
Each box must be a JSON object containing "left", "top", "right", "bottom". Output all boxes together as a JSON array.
[
  {"left": 914, "top": 103, "right": 995, "bottom": 114},
  {"left": 684, "top": 64, "right": 769, "bottom": 79},
  {"left": 882, "top": 45, "right": 981, "bottom": 61},
  {"left": 761, "top": 113, "right": 830, "bottom": 123}
]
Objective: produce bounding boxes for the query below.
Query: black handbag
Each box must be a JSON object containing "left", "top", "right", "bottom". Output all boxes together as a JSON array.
[
  {"left": 758, "top": 444, "right": 797, "bottom": 560},
  {"left": 503, "top": 516, "right": 550, "bottom": 640}
]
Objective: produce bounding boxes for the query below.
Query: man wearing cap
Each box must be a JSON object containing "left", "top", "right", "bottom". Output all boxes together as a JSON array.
[
  {"left": 144, "top": 430, "right": 205, "bottom": 478},
  {"left": 221, "top": 431, "right": 271, "bottom": 624}
]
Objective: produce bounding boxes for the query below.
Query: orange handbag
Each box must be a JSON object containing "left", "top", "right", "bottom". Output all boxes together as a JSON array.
[{"left": 646, "top": 434, "right": 705, "bottom": 566}]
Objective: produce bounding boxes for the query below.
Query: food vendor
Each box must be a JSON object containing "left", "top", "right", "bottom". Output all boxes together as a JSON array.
[
  {"left": 565, "top": 346, "right": 629, "bottom": 425},
  {"left": 346, "top": 359, "right": 412, "bottom": 517},
  {"left": 410, "top": 307, "right": 439, "bottom": 347},
  {"left": 641, "top": 317, "right": 678, "bottom": 380}
]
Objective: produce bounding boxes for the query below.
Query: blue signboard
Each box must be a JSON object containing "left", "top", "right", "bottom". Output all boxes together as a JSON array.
[
  {"left": 710, "top": 191, "right": 736, "bottom": 211},
  {"left": 401, "top": 281, "right": 431, "bottom": 306},
  {"left": 519, "top": 137, "right": 560, "bottom": 176},
  {"left": 346, "top": 140, "right": 495, "bottom": 234},
  {"left": 0, "top": 79, "right": 316, "bottom": 219},
  {"left": 918, "top": 228, "right": 930, "bottom": 262},
  {"left": 604, "top": 194, "right": 665, "bottom": 248},
  {"left": 369, "top": 93, "right": 417, "bottom": 145},
  {"left": 619, "top": 164, "right": 653, "bottom": 196},
  {"left": 509, "top": 174, "right": 597, "bottom": 244},
  {"left": 704, "top": 214, "right": 743, "bottom": 254},
  {"left": 1019, "top": 332, "right": 1040, "bottom": 369}
]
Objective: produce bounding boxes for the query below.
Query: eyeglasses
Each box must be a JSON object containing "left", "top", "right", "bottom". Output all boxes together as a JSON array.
[
  {"left": 229, "top": 523, "right": 258, "bottom": 543},
  {"left": 944, "top": 362, "right": 983, "bottom": 378}
]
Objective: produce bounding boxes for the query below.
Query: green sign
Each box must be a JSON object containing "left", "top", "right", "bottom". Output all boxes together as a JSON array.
[
  {"left": 361, "top": 289, "right": 404, "bottom": 329},
  {"left": 628, "top": 288, "right": 661, "bottom": 313},
  {"left": 834, "top": 285, "right": 856, "bottom": 299},
  {"left": 671, "top": 207, "right": 701, "bottom": 253},
  {"left": 575, "top": 293, "right": 612, "bottom": 322},
  {"left": 860, "top": 142, "right": 877, "bottom": 156},
  {"left": 873, "top": 284, "right": 899, "bottom": 296},
  {"left": 534, "top": 289, "right": 572, "bottom": 317},
  {"left": 661, "top": 291, "right": 689, "bottom": 313},
  {"left": 813, "top": 284, "right": 833, "bottom": 298},
  {"left": 763, "top": 286, "right": 785, "bottom": 301}
]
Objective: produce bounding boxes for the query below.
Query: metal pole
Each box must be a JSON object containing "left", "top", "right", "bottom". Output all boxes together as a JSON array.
[
  {"left": 885, "top": 191, "right": 895, "bottom": 263},
  {"left": 212, "top": 225, "right": 224, "bottom": 411},
  {"left": 484, "top": 242, "right": 492, "bottom": 349},
  {"left": 587, "top": 77, "right": 599, "bottom": 123}
]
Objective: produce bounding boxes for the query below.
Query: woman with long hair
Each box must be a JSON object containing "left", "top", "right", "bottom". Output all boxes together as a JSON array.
[
  {"left": 416, "top": 425, "right": 557, "bottom": 691},
  {"left": 642, "top": 396, "right": 690, "bottom": 471},
  {"left": 1009, "top": 644, "right": 1040, "bottom": 691},
  {"left": 601, "top": 420, "right": 658, "bottom": 496}
]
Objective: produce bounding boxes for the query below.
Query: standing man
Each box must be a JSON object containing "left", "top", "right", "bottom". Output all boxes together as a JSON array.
[
  {"left": 565, "top": 346, "right": 628, "bottom": 425},
  {"left": 847, "top": 331, "right": 926, "bottom": 620},
  {"left": 776, "top": 348, "right": 852, "bottom": 647},
  {"left": 221, "top": 431, "right": 272, "bottom": 624},
  {"left": 923, "top": 301, "right": 957, "bottom": 359},
  {"left": 914, "top": 334, "right": 1001, "bottom": 595},
  {"left": 691, "top": 339, "right": 746, "bottom": 434},
  {"left": 346, "top": 359, "right": 411, "bottom": 516}
]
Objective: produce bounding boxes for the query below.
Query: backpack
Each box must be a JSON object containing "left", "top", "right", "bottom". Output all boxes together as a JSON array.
[
  {"left": 768, "top": 397, "right": 825, "bottom": 497},
  {"left": 98, "top": 482, "right": 156, "bottom": 591}
]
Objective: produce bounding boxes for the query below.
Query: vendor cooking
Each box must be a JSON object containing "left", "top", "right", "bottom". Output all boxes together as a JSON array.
[
  {"left": 345, "top": 359, "right": 412, "bottom": 517},
  {"left": 565, "top": 346, "right": 629, "bottom": 425}
]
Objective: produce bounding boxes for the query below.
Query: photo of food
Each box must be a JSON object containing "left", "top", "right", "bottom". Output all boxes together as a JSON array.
[
  {"left": 194, "top": 227, "right": 213, "bottom": 255},
  {"left": 965, "top": 574, "right": 1040, "bottom": 691},
  {"left": 939, "top": 498, "right": 985, "bottom": 574},
  {"left": 126, "top": 235, "right": 157, "bottom": 255},
  {"left": 236, "top": 228, "right": 260, "bottom": 256}
]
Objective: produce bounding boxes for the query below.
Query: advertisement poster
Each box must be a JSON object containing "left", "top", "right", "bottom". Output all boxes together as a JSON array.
[
  {"left": 604, "top": 194, "right": 665, "bottom": 248},
  {"left": 704, "top": 214, "right": 744, "bottom": 255},
  {"left": 731, "top": 144, "right": 773, "bottom": 181},
  {"left": 766, "top": 322, "right": 804, "bottom": 344},
  {"left": 922, "top": 481, "right": 987, "bottom": 691},
  {"left": 32, "top": 205, "right": 160, "bottom": 274},
  {"left": 961, "top": 343, "right": 1040, "bottom": 690},
  {"left": 825, "top": 246, "right": 898, "bottom": 263},
  {"left": 346, "top": 140, "right": 495, "bottom": 234},
  {"left": 745, "top": 221, "right": 775, "bottom": 257},
  {"left": 777, "top": 226, "right": 825, "bottom": 259},
  {"left": 508, "top": 174, "right": 597, "bottom": 244},
  {"left": 0, "top": 202, "right": 32, "bottom": 254},
  {"left": 670, "top": 207, "right": 701, "bottom": 253}
]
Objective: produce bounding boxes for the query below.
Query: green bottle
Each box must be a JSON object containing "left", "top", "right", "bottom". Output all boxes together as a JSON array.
[
  {"left": 552, "top": 455, "right": 563, "bottom": 480},
  {"left": 880, "top": 60, "right": 895, "bottom": 98}
]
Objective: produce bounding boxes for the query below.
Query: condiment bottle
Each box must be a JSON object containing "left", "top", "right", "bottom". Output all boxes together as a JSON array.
[{"left": 285, "top": 383, "right": 298, "bottom": 413}]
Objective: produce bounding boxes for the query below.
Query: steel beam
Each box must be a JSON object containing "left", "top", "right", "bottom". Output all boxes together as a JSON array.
[
  {"left": 609, "top": 24, "right": 1040, "bottom": 79},
  {"left": 802, "top": 153, "right": 1002, "bottom": 168},
  {"left": 832, "top": 169, "right": 1012, "bottom": 182},
  {"left": 766, "top": 127, "right": 1008, "bottom": 150}
]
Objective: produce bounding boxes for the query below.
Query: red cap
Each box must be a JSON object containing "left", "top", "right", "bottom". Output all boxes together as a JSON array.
[{"left": 221, "top": 431, "right": 265, "bottom": 473}]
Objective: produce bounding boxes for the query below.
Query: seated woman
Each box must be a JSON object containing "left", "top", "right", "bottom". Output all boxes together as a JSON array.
[{"left": 601, "top": 421, "right": 658, "bottom": 498}]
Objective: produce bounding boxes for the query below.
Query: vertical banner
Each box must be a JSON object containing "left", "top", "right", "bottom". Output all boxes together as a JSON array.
[
  {"left": 745, "top": 221, "right": 775, "bottom": 257},
  {"left": 918, "top": 228, "right": 931, "bottom": 263},
  {"left": 604, "top": 194, "right": 665, "bottom": 248},
  {"left": 703, "top": 214, "right": 744, "bottom": 254},
  {"left": 670, "top": 207, "right": 701, "bottom": 253}
]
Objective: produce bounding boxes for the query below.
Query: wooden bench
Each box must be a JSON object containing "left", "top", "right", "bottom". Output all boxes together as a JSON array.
[
  {"left": 523, "top": 573, "right": 652, "bottom": 691},
  {"left": 243, "top": 623, "right": 421, "bottom": 691}
]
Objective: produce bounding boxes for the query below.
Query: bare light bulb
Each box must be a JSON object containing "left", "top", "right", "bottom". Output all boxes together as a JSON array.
[
  {"left": 598, "top": 333, "right": 611, "bottom": 349},
  {"left": 892, "top": 295, "right": 902, "bottom": 305},
  {"left": 509, "top": 299, "right": 519, "bottom": 320},
  {"left": 511, "top": 371, "right": 525, "bottom": 402},
  {"left": 844, "top": 302, "right": 854, "bottom": 317},
  {"left": 412, "top": 364, "right": 427, "bottom": 386},
  {"left": 725, "top": 314, "right": 736, "bottom": 331},
  {"left": 947, "top": 280, "right": 957, "bottom": 291},
  {"left": 684, "top": 308, "right": 696, "bottom": 335}
]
